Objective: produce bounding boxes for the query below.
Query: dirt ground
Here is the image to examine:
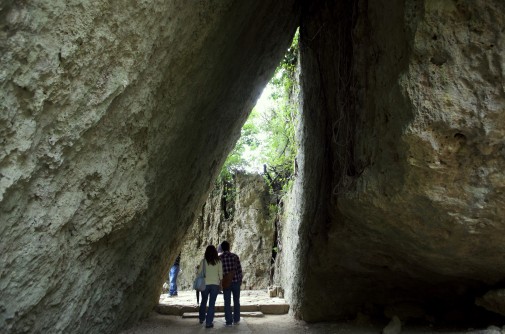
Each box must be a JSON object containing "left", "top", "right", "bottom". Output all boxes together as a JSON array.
[
  {"left": 120, "top": 290, "right": 502, "bottom": 334},
  {"left": 158, "top": 290, "right": 288, "bottom": 308},
  {"left": 119, "top": 312, "right": 504, "bottom": 334},
  {"left": 120, "top": 313, "right": 376, "bottom": 334}
]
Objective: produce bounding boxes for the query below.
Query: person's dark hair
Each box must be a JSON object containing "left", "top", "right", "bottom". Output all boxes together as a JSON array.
[
  {"left": 221, "top": 241, "right": 230, "bottom": 252},
  {"left": 204, "top": 245, "right": 220, "bottom": 265}
]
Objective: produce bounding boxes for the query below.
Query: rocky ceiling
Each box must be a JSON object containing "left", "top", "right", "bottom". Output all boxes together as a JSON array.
[{"left": 1, "top": 0, "right": 505, "bottom": 333}]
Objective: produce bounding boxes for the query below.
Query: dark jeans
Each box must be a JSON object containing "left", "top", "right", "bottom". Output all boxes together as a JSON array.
[
  {"left": 223, "top": 282, "right": 240, "bottom": 325},
  {"left": 199, "top": 284, "right": 219, "bottom": 325}
]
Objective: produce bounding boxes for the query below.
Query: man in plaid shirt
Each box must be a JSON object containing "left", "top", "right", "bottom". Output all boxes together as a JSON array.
[{"left": 219, "top": 240, "right": 243, "bottom": 326}]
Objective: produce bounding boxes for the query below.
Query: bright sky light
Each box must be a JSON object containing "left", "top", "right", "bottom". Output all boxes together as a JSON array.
[
  {"left": 241, "top": 83, "right": 275, "bottom": 173},
  {"left": 255, "top": 83, "right": 275, "bottom": 114}
]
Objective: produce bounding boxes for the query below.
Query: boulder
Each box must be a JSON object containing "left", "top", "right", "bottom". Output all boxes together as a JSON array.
[
  {"left": 476, "top": 289, "right": 505, "bottom": 317},
  {"left": 382, "top": 316, "right": 402, "bottom": 334},
  {"left": 0, "top": 1, "right": 299, "bottom": 333},
  {"left": 292, "top": 0, "right": 505, "bottom": 322}
]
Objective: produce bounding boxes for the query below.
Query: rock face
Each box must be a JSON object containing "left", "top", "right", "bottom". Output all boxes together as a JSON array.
[
  {"left": 2, "top": 0, "right": 505, "bottom": 332},
  {"left": 176, "top": 172, "right": 275, "bottom": 291},
  {"left": 295, "top": 0, "right": 505, "bottom": 322},
  {"left": 0, "top": 1, "right": 300, "bottom": 333},
  {"left": 477, "top": 290, "right": 505, "bottom": 317}
]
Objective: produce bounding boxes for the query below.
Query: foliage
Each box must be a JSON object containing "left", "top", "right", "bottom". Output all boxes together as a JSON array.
[
  {"left": 221, "top": 179, "right": 236, "bottom": 220},
  {"left": 219, "top": 29, "right": 300, "bottom": 195},
  {"left": 218, "top": 110, "right": 260, "bottom": 182},
  {"left": 261, "top": 29, "right": 299, "bottom": 194}
]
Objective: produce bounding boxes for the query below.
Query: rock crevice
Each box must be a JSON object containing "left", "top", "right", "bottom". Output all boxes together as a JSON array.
[
  {"left": 0, "top": 1, "right": 300, "bottom": 333},
  {"left": 3, "top": 0, "right": 505, "bottom": 332}
]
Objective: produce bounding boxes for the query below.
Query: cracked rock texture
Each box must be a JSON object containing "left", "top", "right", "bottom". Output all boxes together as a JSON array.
[
  {"left": 477, "top": 289, "right": 505, "bottom": 317},
  {"left": 176, "top": 172, "right": 274, "bottom": 291},
  {"left": 297, "top": 0, "right": 505, "bottom": 322},
  {"left": 0, "top": 1, "right": 299, "bottom": 333},
  {"left": 2, "top": 0, "right": 505, "bottom": 331}
]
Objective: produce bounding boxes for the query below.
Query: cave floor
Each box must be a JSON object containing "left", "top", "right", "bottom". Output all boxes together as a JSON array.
[
  {"left": 118, "top": 290, "right": 502, "bottom": 333},
  {"left": 120, "top": 313, "right": 499, "bottom": 334},
  {"left": 157, "top": 290, "right": 289, "bottom": 315}
]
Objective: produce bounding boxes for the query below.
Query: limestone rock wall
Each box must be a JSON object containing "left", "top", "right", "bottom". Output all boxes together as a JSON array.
[
  {"left": 271, "top": 181, "right": 303, "bottom": 312},
  {"left": 0, "top": 1, "right": 300, "bottom": 333},
  {"left": 4, "top": 0, "right": 505, "bottom": 330},
  {"left": 297, "top": 0, "right": 505, "bottom": 322},
  {"left": 268, "top": 59, "right": 305, "bottom": 314},
  {"left": 175, "top": 172, "right": 275, "bottom": 290},
  {"left": 176, "top": 172, "right": 274, "bottom": 291}
]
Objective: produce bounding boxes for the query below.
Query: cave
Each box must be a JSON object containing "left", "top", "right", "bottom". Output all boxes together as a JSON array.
[{"left": 2, "top": 0, "right": 505, "bottom": 333}]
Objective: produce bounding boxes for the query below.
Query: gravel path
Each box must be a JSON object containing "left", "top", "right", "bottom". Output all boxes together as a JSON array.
[
  {"left": 158, "top": 290, "right": 288, "bottom": 308},
  {"left": 120, "top": 313, "right": 495, "bottom": 334},
  {"left": 119, "top": 313, "right": 381, "bottom": 334},
  {"left": 119, "top": 290, "right": 501, "bottom": 333}
]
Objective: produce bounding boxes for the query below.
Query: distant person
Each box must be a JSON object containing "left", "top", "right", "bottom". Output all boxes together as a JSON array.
[
  {"left": 197, "top": 245, "right": 223, "bottom": 328},
  {"left": 219, "top": 240, "right": 243, "bottom": 326},
  {"left": 168, "top": 253, "right": 181, "bottom": 297},
  {"left": 216, "top": 244, "right": 224, "bottom": 294},
  {"left": 195, "top": 263, "right": 202, "bottom": 304}
]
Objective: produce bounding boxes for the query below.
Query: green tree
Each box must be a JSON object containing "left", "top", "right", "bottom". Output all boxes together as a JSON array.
[
  {"left": 219, "top": 110, "right": 260, "bottom": 181},
  {"left": 261, "top": 29, "right": 299, "bottom": 193},
  {"left": 219, "top": 29, "right": 299, "bottom": 193}
]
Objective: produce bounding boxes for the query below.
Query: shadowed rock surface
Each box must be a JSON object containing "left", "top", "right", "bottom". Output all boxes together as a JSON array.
[
  {"left": 297, "top": 0, "right": 505, "bottom": 323},
  {"left": 2, "top": 0, "right": 505, "bottom": 333}
]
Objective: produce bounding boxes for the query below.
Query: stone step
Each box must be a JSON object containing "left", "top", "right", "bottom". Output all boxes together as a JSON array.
[
  {"left": 182, "top": 311, "right": 264, "bottom": 318},
  {"left": 156, "top": 303, "right": 289, "bottom": 316}
]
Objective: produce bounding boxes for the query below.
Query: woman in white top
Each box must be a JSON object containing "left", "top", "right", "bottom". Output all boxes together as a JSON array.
[{"left": 198, "top": 245, "right": 223, "bottom": 328}]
